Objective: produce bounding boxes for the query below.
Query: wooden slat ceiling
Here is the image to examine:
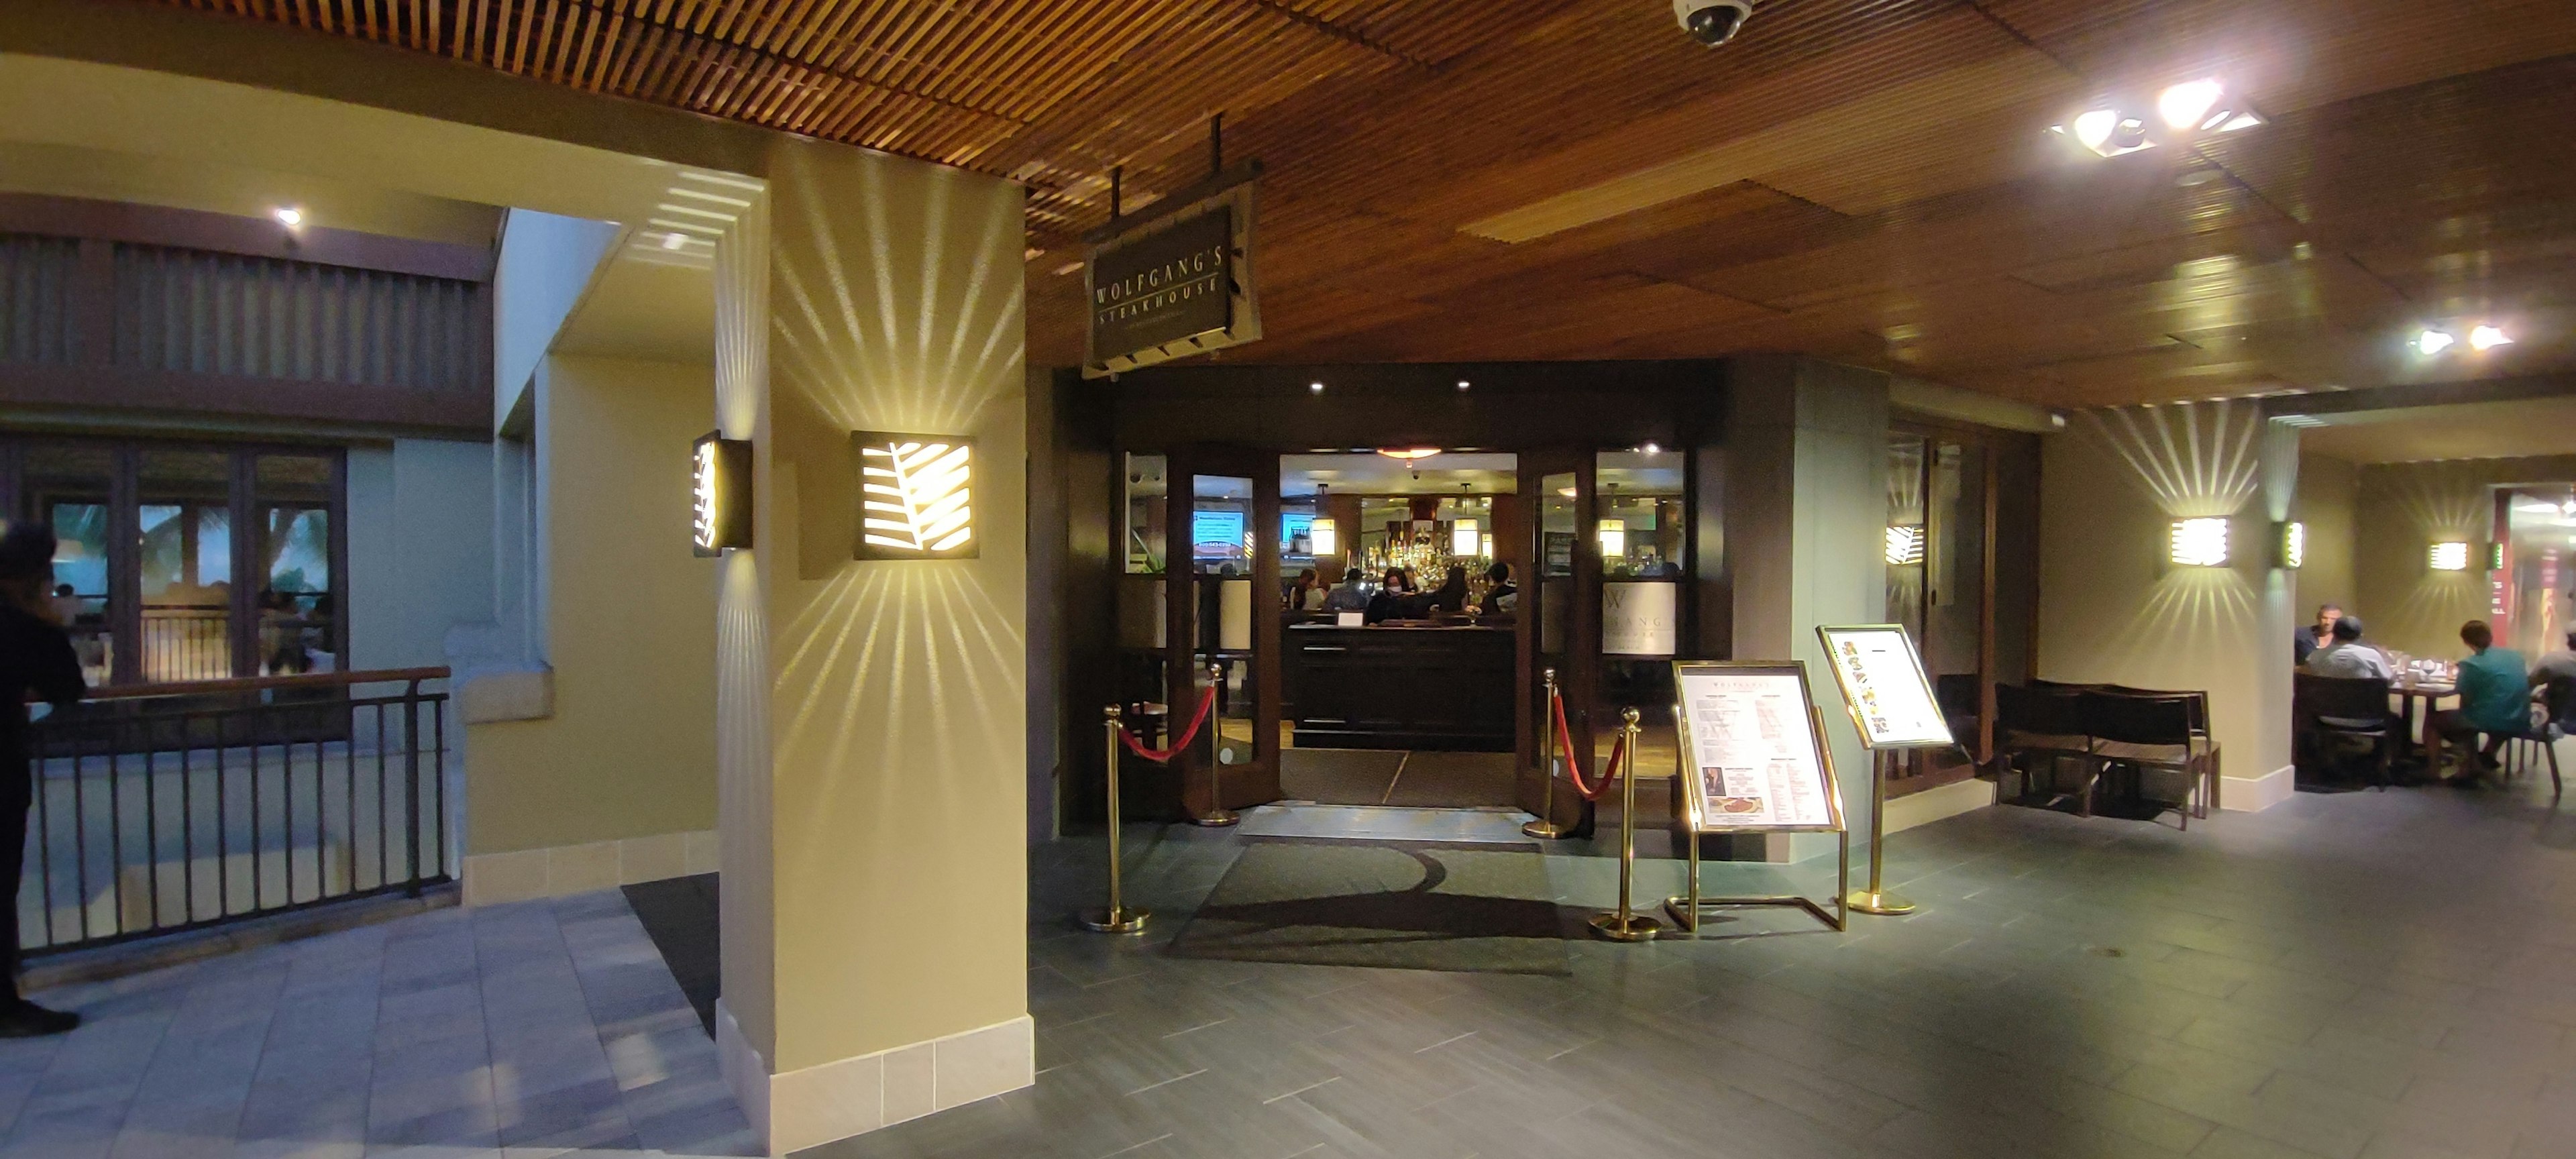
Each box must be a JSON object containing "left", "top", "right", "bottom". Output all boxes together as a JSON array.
[{"left": 148, "top": 0, "right": 2576, "bottom": 407}]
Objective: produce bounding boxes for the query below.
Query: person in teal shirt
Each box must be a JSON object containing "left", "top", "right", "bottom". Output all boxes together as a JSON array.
[{"left": 2430, "top": 620, "right": 2530, "bottom": 782}]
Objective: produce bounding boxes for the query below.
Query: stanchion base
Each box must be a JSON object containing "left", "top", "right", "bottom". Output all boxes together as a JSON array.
[
  {"left": 1078, "top": 906, "right": 1150, "bottom": 934},
  {"left": 1521, "top": 819, "right": 1572, "bottom": 839},
  {"left": 1189, "top": 810, "right": 1241, "bottom": 828},
  {"left": 1846, "top": 889, "right": 1916, "bottom": 916},
  {"left": 1588, "top": 912, "right": 1664, "bottom": 942}
]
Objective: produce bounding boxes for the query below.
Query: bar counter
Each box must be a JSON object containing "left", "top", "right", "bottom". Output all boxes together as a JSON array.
[{"left": 1285, "top": 620, "right": 1514, "bottom": 751}]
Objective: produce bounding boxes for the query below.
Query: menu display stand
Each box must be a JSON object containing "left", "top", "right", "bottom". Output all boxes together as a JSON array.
[
  {"left": 1815, "top": 624, "right": 1957, "bottom": 918},
  {"left": 1661, "top": 660, "right": 1849, "bottom": 935}
]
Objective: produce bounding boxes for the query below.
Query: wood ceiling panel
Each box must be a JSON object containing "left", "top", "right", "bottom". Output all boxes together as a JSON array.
[{"left": 139, "top": 0, "right": 2576, "bottom": 408}]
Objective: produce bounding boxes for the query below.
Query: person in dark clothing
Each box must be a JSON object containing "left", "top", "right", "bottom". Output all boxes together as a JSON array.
[
  {"left": 1478, "top": 561, "right": 1518, "bottom": 616},
  {"left": 1364, "top": 568, "right": 1429, "bottom": 624},
  {"left": 1428, "top": 565, "right": 1470, "bottom": 614},
  {"left": 0, "top": 524, "right": 85, "bottom": 1036}
]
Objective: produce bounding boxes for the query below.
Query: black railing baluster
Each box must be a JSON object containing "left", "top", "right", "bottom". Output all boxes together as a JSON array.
[
  {"left": 311, "top": 732, "right": 325, "bottom": 900},
  {"left": 72, "top": 728, "right": 90, "bottom": 944},
  {"left": 215, "top": 711, "right": 230, "bottom": 918},
  {"left": 431, "top": 696, "right": 447, "bottom": 879},
  {"left": 30, "top": 723, "right": 51, "bottom": 950},
  {"left": 180, "top": 736, "right": 195, "bottom": 924},
  {"left": 250, "top": 718, "right": 263, "bottom": 914},
  {"left": 376, "top": 702, "right": 392, "bottom": 887},
  {"left": 402, "top": 694, "right": 422, "bottom": 898},
  {"left": 343, "top": 709, "right": 359, "bottom": 893},
  {"left": 143, "top": 743, "right": 158, "bottom": 932}
]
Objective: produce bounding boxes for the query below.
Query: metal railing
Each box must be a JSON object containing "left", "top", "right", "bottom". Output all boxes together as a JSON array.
[{"left": 20, "top": 667, "right": 452, "bottom": 956}]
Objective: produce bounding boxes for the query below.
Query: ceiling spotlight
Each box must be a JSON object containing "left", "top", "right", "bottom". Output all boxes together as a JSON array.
[
  {"left": 2415, "top": 329, "right": 2456, "bottom": 355},
  {"left": 661, "top": 232, "right": 688, "bottom": 251},
  {"left": 2157, "top": 79, "right": 2223, "bottom": 129},
  {"left": 2214, "top": 111, "right": 2263, "bottom": 132},
  {"left": 1456, "top": 380, "right": 1471, "bottom": 392},
  {"left": 2469, "top": 325, "right": 2512, "bottom": 351},
  {"left": 1642, "top": 442, "right": 1660, "bottom": 454},
  {"left": 1377, "top": 447, "right": 1442, "bottom": 461},
  {"left": 1308, "top": 381, "right": 1325, "bottom": 394},
  {"left": 272, "top": 207, "right": 303, "bottom": 227}
]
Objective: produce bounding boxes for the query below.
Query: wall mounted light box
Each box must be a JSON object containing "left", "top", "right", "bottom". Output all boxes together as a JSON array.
[
  {"left": 2428, "top": 541, "right": 2470, "bottom": 572},
  {"left": 853, "top": 433, "right": 976, "bottom": 559},
  {"left": 2169, "top": 518, "right": 2229, "bottom": 567},
  {"left": 2273, "top": 521, "right": 2304, "bottom": 569},
  {"left": 692, "top": 431, "right": 753, "bottom": 557}
]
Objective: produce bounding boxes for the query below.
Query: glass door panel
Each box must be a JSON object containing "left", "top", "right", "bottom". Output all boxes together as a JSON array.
[
  {"left": 23, "top": 443, "right": 116, "bottom": 686},
  {"left": 1191, "top": 474, "right": 1258, "bottom": 769},
  {"left": 137, "top": 449, "right": 235, "bottom": 682},
  {"left": 257, "top": 454, "right": 337, "bottom": 674}
]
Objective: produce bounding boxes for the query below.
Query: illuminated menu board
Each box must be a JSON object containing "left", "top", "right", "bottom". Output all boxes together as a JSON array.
[
  {"left": 1672, "top": 661, "right": 1842, "bottom": 832},
  {"left": 1816, "top": 624, "right": 1954, "bottom": 749}
]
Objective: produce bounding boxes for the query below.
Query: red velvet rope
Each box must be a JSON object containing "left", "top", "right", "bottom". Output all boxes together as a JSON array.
[
  {"left": 1118, "top": 685, "right": 1219, "bottom": 763},
  {"left": 1550, "top": 687, "right": 1622, "bottom": 801}
]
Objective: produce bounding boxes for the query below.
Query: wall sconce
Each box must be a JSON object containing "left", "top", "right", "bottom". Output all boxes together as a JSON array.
[
  {"left": 1884, "top": 525, "right": 1925, "bottom": 566},
  {"left": 2169, "top": 518, "right": 2229, "bottom": 567},
  {"left": 1452, "top": 518, "right": 1480, "bottom": 557},
  {"left": 2273, "top": 521, "right": 2304, "bottom": 569},
  {"left": 853, "top": 433, "right": 975, "bottom": 559},
  {"left": 1597, "top": 518, "right": 1626, "bottom": 559},
  {"left": 1481, "top": 532, "right": 1495, "bottom": 558},
  {"left": 691, "top": 431, "right": 752, "bottom": 557},
  {"left": 2428, "top": 541, "right": 2470, "bottom": 572},
  {"left": 1309, "top": 517, "right": 1336, "bottom": 559}
]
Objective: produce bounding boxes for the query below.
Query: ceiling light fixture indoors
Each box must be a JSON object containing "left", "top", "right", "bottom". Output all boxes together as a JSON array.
[
  {"left": 2049, "top": 78, "right": 2263, "bottom": 159},
  {"left": 2415, "top": 329, "right": 2456, "bottom": 355},
  {"left": 272, "top": 207, "right": 303, "bottom": 227},
  {"left": 2469, "top": 325, "right": 2513, "bottom": 351},
  {"left": 1377, "top": 447, "right": 1442, "bottom": 461}
]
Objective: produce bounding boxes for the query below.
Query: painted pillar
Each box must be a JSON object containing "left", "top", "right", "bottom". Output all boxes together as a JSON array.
[
  {"left": 2037, "top": 402, "right": 2296, "bottom": 810},
  {"left": 712, "top": 138, "right": 1030, "bottom": 1155},
  {"left": 1725, "top": 355, "right": 1892, "bottom": 861}
]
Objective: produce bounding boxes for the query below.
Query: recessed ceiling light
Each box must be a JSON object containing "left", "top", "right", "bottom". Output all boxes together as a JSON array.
[
  {"left": 1456, "top": 380, "right": 1471, "bottom": 392},
  {"left": 2469, "top": 325, "right": 2512, "bottom": 351},
  {"left": 272, "top": 207, "right": 303, "bottom": 227},
  {"left": 2415, "top": 329, "right": 2455, "bottom": 355},
  {"left": 2157, "top": 79, "right": 2223, "bottom": 129},
  {"left": 1051, "top": 260, "right": 1083, "bottom": 276},
  {"left": 1308, "top": 381, "right": 1326, "bottom": 394},
  {"left": 661, "top": 232, "right": 688, "bottom": 251}
]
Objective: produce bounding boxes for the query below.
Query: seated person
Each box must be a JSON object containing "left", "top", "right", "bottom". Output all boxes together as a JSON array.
[
  {"left": 1318, "top": 569, "right": 1370, "bottom": 614},
  {"left": 2295, "top": 602, "right": 2342, "bottom": 665},
  {"left": 1426, "top": 565, "right": 1470, "bottom": 615},
  {"left": 2427, "top": 619, "right": 2530, "bottom": 781},
  {"left": 1363, "top": 569, "right": 1423, "bottom": 624},
  {"left": 2532, "top": 628, "right": 2576, "bottom": 687},
  {"left": 1477, "top": 561, "right": 1517, "bottom": 616},
  {"left": 2304, "top": 616, "right": 2394, "bottom": 680}
]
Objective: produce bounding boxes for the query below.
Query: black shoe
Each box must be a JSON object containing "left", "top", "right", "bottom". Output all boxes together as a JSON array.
[{"left": 0, "top": 1002, "right": 80, "bottom": 1038}]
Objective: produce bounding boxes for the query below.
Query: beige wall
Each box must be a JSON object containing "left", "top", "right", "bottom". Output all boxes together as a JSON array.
[
  {"left": 719, "top": 138, "right": 1028, "bottom": 1081},
  {"left": 467, "top": 354, "right": 719, "bottom": 854},
  {"left": 2037, "top": 403, "right": 2296, "bottom": 806},
  {"left": 2293, "top": 451, "right": 2359, "bottom": 627},
  {"left": 2355, "top": 454, "right": 2576, "bottom": 659}
]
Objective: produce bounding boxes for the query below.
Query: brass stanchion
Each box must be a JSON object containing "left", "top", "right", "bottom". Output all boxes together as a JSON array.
[
  {"left": 1191, "top": 662, "right": 1239, "bottom": 827},
  {"left": 1079, "top": 705, "right": 1149, "bottom": 933},
  {"left": 1523, "top": 667, "right": 1570, "bottom": 839},
  {"left": 1846, "top": 749, "right": 1914, "bottom": 916},
  {"left": 1589, "top": 707, "right": 1662, "bottom": 942}
]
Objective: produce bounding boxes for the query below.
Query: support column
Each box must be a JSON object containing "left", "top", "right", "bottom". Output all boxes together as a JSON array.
[
  {"left": 712, "top": 138, "right": 1030, "bottom": 1156},
  {"left": 2037, "top": 402, "right": 2295, "bottom": 810},
  {"left": 1724, "top": 355, "right": 1891, "bottom": 862}
]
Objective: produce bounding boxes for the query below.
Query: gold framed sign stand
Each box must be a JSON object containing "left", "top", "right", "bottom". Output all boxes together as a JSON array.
[
  {"left": 1660, "top": 661, "right": 1850, "bottom": 936},
  {"left": 1815, "top": 624, "right": 1960, "bottom": 919}
]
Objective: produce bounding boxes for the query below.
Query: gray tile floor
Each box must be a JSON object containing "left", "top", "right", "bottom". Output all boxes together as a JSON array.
[
  {"left": 0, "top": 891, "right": 755, "bottom": 1158},
  {"left": 807, "top": 770, "right": 2576, "bottom": 1159}
]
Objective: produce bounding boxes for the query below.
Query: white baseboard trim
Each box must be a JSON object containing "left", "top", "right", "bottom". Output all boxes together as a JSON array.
[
  {"left": 2221, "top": 765, "right": 2296, "bottom": 813},
  {"left": 460, "top": 828, "right": 718, "bottom": 905},
  {"left": 716, "top": 1001, "right": 1034, "bottom": 1156},
  {"left": 1883, "top": 777, "right": 1994, "bottom": 836}
]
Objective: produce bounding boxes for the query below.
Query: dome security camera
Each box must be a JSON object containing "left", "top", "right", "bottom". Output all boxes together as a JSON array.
[{"left": 1674, "top": 0, "right": 1753, "bottom": 46}]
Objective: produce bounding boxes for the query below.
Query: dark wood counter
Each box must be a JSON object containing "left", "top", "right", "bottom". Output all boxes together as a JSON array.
[{"left": 1285, "top": 622, "right": 1514, "bottom": 751}]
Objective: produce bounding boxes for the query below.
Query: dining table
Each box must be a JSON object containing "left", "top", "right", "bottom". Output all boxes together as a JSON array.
[{"left": 2391, "top": 681, "right": 2457, "bottom": 763}]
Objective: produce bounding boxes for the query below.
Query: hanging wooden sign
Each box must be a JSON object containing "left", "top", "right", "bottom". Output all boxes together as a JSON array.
[{"left": 1083, "top": 164, "right": 1263, "bottom": 377}]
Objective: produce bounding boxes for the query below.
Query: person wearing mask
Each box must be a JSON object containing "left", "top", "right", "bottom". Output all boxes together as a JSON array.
[
  {"left": 1319, "top": 569, "right": 1371, "bottom": 614},
  {"left": 2294, "top": 603, "right": 2342, "bottom": 666},
  {"left": 2304, "top": 616, "right": 2395, "bottom": 680},
  {"left": 1428, "top": 565, "right": 1470, "bottom": 615},
  {"left": 0, "top": 525, "right": 85, "bottom": 1036},
  {"left": 2428, "top": 619, "right": 2529, "bottom": 783},
  {"left": 1478, "top": 561, "right": 1518, "bottom": 616},
  {"left": 1285, "top": 568, "right": 1325, "bottom": 612},
  {"left": 1364, "top": 568, "right": 1410, "bottom": 624}
]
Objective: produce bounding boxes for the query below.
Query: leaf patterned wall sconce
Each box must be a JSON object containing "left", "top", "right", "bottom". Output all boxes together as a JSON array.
[{"left": 853, "top": 433, "right": 976, "bottom": 559}]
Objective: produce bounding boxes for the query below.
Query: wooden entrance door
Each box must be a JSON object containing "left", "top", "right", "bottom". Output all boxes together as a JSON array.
[{"left": 1518, "top": 447, "right": 1598, "bottom": 832}]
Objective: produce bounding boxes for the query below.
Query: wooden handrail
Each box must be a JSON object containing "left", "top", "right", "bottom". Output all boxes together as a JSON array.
[{"left": 79, "top": 666, "right": 451, "bottom": 702}]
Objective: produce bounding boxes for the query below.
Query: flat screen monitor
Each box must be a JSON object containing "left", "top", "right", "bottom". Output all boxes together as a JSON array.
[{"left": 1192, "top": 509, "right": 1246, "bottom": 557}]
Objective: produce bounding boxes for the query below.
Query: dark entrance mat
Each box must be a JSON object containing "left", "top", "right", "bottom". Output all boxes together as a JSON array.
[
  {"left": 1279, "top": 747, "right": 1404, "bottom": 805},
  {"left": 1383, "top": 750, "right": 1518, "bottom": 807},
  {"left": 1165, "top": 838, "right": 1577, "bottom": 975}
]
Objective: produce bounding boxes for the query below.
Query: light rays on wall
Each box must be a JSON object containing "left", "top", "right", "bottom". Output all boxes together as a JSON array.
[{"left": 2085, "top": 401, "right": 2264, "bottom": 520}]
